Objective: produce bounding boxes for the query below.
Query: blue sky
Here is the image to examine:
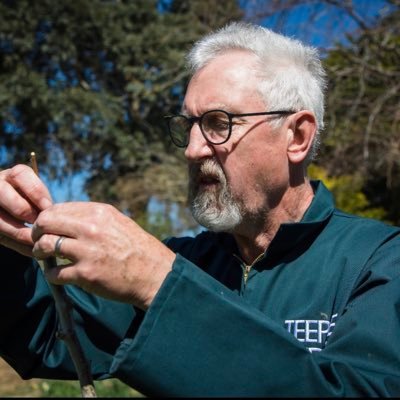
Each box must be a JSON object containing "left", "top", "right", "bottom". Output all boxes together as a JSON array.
[
  {"left": 42, "top": 172, "right": 90, "bottom": 203},
  {"left": 250, "top": 0, "right": 392, "bottom": 49}
]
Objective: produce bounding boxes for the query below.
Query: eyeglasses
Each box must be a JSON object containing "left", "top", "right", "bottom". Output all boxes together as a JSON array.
[{"left": 165, "top": 109, "right": 296, "bottom": 148}]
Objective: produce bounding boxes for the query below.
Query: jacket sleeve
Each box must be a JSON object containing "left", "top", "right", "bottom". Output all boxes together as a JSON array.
[
  {"left": 110, "top": 237, "right": 400, "bottom": 397},
  {"left": 0, "top": 246, "right": 139, "bottom": 380}
]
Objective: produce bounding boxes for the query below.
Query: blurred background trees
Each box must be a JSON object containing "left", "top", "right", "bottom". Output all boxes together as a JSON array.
[
  {"left": 0, "top": 0, "right": 399, "bottom": 396},
  {"left": 321, "top": 4, "right": 400, "bottom": 224},
  {"left": 0, "top": 0, "right": 243, "bottom": 235},
  {"left": 0, "top": 0, "right": 399, "bottom": 237}
]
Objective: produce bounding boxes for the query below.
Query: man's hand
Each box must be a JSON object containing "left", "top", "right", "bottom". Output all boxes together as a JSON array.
[
  {"left": 31, "top": 202, "right": 176, "bottom": 310},
  {"left": 0, "top": 165, "right": 52, "bottom": 256}
]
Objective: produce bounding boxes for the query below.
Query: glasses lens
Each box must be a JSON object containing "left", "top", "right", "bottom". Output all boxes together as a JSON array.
[
  {"left": 201, "top": 110, "right": 230, "bottom": 144},
  {"left": 169, "top": 116, "right": 190, "bottom": 147}
]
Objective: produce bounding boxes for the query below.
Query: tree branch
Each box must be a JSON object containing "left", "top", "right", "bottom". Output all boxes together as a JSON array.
[{"left": 30, "top": 152, "right": 97, "bottom": 398}]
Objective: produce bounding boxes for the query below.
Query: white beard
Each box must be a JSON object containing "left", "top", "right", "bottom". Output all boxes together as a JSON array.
[{"left": 188, "top": 159, "right": 242, "bottom": 232}]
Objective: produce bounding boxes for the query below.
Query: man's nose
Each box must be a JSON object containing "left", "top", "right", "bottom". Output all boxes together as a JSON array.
[{"left": 184, "top": 124, "right": 214, "bottom": 161}]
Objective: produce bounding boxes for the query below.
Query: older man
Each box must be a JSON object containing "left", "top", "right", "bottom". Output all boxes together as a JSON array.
[{"left": 0, "top": 22, "right": 399, "bottom": 396}]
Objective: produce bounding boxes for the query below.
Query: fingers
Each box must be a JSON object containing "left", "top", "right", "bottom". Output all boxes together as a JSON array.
[
  {"left": 31, "top": 202, "right": 115, "bottom": 242},
  {"left": 6, "top": 165, "right": 53, "bottom": 210},
  {"left": 32, "top": 233, "right": 89, "bottom": 288},
  {"left": 0, "top": 164, "right": 52, "bottom": 257},
  {"left": 44, "top": 263, "right": 76, "bottom": 287},
  {"left": 0, "top": 208, "right": 34, "bottom": 245},
  {"left": 0, "top": 233, "right": 33, "bottom": 257},
  {"left": 0, "top": 206, "right": 35, "bottom": 256},
  {"left": 31, "top": 203, "right": 78, "bottom": 242},
  {"left": 32, "top": 233, "right": 78, "bottom": 262},
  {"left": 0, "top": 165, "right": 52, "bottom": 224}
]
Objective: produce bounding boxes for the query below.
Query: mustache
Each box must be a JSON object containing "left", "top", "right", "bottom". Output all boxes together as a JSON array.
[{"left": 189, "top": 159, "right": 226, "bottom": 184}]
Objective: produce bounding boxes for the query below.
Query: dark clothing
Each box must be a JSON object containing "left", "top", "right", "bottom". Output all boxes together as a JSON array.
[{"left": 1, "top": 181, "right": 400, "bottom": 396}]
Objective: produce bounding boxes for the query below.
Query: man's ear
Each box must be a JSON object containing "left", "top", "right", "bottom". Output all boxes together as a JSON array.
[{"left": 286, "top": 111, "right": 317, "bottom": 164}]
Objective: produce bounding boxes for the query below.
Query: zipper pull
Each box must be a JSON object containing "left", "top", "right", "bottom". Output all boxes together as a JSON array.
[{"left": 243, "top": 264, "right": 251, "bottom": 285}]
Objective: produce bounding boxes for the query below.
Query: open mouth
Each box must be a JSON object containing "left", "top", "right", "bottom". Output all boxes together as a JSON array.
[{"left": 198, "top": 174, "right": 220, "bottom": 188}]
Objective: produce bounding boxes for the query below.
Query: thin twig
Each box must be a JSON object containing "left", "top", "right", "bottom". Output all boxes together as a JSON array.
[{"left": 30, "top": 152, "right": 97, "bottom": 398}]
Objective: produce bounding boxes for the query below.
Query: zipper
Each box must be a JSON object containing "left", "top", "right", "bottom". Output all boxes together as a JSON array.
[
  {"left": 243, "top": 264, "right": 252, "bottom": 284},
  {"left": 234, "top": 252, "right": 266, "bottom": 287}
]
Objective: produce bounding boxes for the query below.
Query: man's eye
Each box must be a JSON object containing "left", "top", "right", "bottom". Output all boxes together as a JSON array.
[
  {"left": 212, "top": 119, "right": 229, "bottom": 130},
  {"left": 204, "top": 115, "right": 229, "bottom": 131}
]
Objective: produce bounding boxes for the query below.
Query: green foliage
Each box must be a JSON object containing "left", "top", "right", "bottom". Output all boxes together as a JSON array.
[
  {"left": 0, "top": 0, "right": 242, "bottom": 216},
  {"left": 36, "top": 378, "right": 142, "bottom": 397},
  {"left": 308, "top": 164, "right": 387, "bottom": 220},
  {"left": 135, "top": 205, "right": 174, "bottom": 240},
  {"left": 321, "top": 3, "right": 400, "bottom": 224}
]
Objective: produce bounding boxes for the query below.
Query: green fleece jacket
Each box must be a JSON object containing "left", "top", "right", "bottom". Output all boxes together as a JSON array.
[{"left": 1, "top": 181, "right": 400, "bottom": 396}]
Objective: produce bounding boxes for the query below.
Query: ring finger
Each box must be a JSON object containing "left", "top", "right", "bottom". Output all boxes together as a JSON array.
[{"left": 32, "top": 233, "right": 77, "bottom": 261}]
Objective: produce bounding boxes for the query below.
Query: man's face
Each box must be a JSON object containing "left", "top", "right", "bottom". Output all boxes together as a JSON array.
[{"left": 183, "top": 50, "right": 290, "bottom": 233}]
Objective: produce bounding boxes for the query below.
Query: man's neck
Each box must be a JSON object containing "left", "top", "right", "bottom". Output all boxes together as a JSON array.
[{"left": 232, "top": 181, "right": 314, "bottom": 265}]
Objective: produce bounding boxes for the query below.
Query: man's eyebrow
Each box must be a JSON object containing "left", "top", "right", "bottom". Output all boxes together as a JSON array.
[{"left": 181, "top": 104, "right": 233, "bottom": 116}]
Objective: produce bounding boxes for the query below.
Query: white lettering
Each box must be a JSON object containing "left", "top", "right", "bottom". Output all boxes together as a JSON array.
[
  {"left": 294, "top": 320, "right": 305, "bottom": 342},
  {"left": 308, "top": 347, "right": 322, "bottom": 353},
  {"left": 305, "top": 320, "right": 318, "bottom": 343},
  {"left": 318, "top": 320, "right": 330, "bottom": 344},
  {"left": 284, "top": 314, "right": 338, "bottom": 350},
  {"left": 285, "top": 320, "right": 294, "bottom": 334}
]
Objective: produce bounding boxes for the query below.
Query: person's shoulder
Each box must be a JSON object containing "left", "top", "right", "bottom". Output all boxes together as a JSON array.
[{"left": 330, "top": 208, "right": 400, "bottom": 241}]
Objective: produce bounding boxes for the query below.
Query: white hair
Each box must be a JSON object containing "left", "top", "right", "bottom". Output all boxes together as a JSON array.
[{"left": 186, "top": 22, "right": 327, "bottom": 161}]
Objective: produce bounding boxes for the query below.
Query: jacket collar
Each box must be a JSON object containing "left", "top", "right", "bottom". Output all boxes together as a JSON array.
[
  {"left": 216, "top": 180, "right": 335, "bottom": 263},
  {"left": 265, "top": 180, "right": 335, "bottom": 260}
]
